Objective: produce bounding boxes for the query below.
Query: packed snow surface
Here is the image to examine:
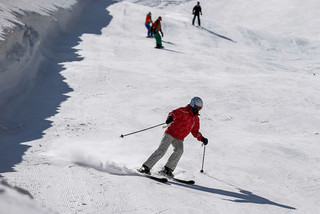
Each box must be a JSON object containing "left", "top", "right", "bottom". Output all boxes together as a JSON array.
[{"left": 1, "top": 0, "right": 320, "bottom": 213}]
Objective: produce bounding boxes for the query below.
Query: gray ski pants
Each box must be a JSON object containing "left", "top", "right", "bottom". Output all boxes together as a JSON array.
[{"left": 143, "top": 133, "right": 184, "bottom": 171}]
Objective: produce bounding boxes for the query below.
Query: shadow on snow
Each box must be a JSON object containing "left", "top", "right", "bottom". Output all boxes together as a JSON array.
[
  {"left": 169, "top": 179, "right": 295, "bottom": 210},
  {"left": 78, "top": 161, "right": 296, "bottom": 210},
  {"left": 200, "top": 26, "right": 237, "bottom": 43},
  {"left": 0, "top": 0, "right": 114, "bottom": 176}
]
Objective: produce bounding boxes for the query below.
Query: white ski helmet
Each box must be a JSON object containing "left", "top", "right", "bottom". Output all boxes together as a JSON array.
[{"left": 190, "top": 97, "right": 203, "bottom": 110}]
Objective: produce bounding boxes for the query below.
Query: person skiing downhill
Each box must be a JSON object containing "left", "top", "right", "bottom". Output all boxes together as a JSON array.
[
  {"left": 151, "top": 16, "right": 164, "bottom": 48},
  {"left": 192, "top": 1, "right": 202, "bottom": 26},
  {"left": 145, "top": 12, "right": 153, "bottom": 37},
  {"left": 139, "top": 97, "right": 208, "bottom": 178}
]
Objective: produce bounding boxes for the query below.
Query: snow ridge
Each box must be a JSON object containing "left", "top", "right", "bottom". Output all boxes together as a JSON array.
[
  {"left": 0, "top": 179, "right": 55, "bottom": 214},
  {"left": 0, "top": 0, "right": 88, "bottom": 111}
]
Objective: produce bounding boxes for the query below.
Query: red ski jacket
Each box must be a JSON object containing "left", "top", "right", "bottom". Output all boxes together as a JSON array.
[
  {"left": 165, "top": 105, "right": 203, "bottom": 141},
  {"left": 145, "top": 14, "right": 153, "bottom": 25},
  {"left": 152, "top": 19, "right": 161, "bottom": 33}
]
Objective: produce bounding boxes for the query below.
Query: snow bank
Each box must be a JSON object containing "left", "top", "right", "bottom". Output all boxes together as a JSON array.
[
  {"left": 0, "top": 0, "right": 78, "bottom": 40},
  {"left": 0, "top": 0, "right": 84, "bottom": 112},
  {"left": 0, "top": 1, "right": 108, "bottom": 211},
  {"left": 0, "top": 179, "right": 55, "bottom": 214}
]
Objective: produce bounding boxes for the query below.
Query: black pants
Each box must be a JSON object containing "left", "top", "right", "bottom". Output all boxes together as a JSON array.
[{"left": 192, "top": 14, "right": 200, "bottom": 26}]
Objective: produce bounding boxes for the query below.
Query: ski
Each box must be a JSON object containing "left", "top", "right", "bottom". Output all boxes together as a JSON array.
[
  {"left": 157, "top": 170, "right": 195, "bottom": 185},
  {"left": 136, "top": 170, "right": 168, "bottom": 183},
  {"left": 171, "top": 178, "right": 195, "bottom": 185},
  {"left": 145, "top": 175, "right": 168, "bottom": 183}
]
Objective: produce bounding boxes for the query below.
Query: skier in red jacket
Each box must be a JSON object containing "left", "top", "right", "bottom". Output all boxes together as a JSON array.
[
  {"left": 145, "top": 12, "right": 153, "bottom": 37},
  {"left": 139, "top": 97, "right": 208, "bottom": 177}
]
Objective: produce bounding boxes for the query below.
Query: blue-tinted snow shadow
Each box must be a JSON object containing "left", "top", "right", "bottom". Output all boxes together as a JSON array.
[
  {"left": 0, "top": 0, "right": 114, "bottom": 176},
  {"left": 169, "top": 182, "right": 296, "bottom": 210}
]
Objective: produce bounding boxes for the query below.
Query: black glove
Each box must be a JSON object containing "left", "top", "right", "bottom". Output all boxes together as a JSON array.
[
  {"left": 165, "top": 116, "right": 173, "bottom": 124},
  {"left": 201, "top": 137, "right": 208, "bottom": 145},
  {"left": 161, "top": 31, "right": 164, "bottom": 37}
]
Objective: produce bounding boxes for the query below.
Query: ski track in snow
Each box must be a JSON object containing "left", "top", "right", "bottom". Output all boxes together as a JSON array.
[{"left": 1, "top": 0, "right": 320, "bottom": 213}]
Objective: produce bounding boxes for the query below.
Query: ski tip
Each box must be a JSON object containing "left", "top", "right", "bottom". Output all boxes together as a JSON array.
[
  {"left": 147, "top": 175, "right": 168, "bottom": 183},
  {"left": 172, "top": 178, "right": 195, "bottom": 185}
]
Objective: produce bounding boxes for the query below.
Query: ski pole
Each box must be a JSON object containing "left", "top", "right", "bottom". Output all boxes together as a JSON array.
[
  {"left": 200, "top": 144, "right": 206, "bottom": 173},
  {"left": 120, "top": 122, "right": 166, "bottom": 138}
]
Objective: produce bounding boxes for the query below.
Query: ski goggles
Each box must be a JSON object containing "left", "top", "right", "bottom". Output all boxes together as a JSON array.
[{"left": 194, "top": 105, "right": 202, "bottom": 111}]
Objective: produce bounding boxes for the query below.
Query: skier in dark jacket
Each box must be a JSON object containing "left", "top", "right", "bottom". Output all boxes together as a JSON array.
[
  {"left": 192, "top": 1, "right": 202, "bottom": 26},
  {"left": 138, "top": 97, "right": 208, "bottom": 178}
]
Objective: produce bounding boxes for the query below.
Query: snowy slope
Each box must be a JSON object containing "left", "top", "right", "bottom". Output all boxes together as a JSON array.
[{"left": 1, "top": 0, "right": 320, "bottom": 213}]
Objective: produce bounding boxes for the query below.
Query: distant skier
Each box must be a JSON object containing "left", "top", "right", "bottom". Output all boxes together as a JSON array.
[
  {"left": 138, "top": 97, "right": 208, "bottom": 178},
  {"left": 151, "top": 16, "right": 164, "bottom": 48},
  {"left": 145, "top": 12, "right": 153, "bottom": 38},
  {"left": 192, "top": 1, "right": 202, "bottom": 26}
]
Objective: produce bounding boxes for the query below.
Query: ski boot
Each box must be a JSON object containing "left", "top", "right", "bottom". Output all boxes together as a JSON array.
[
  {"left": 159, "top": 166, "right": 174, "bottom": 178},
  {"left": 155, "top": 45, "right": 164, "bottom": 49},
  {"left": 138, "top": 165, "right": 151, "bottom": 175}
]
